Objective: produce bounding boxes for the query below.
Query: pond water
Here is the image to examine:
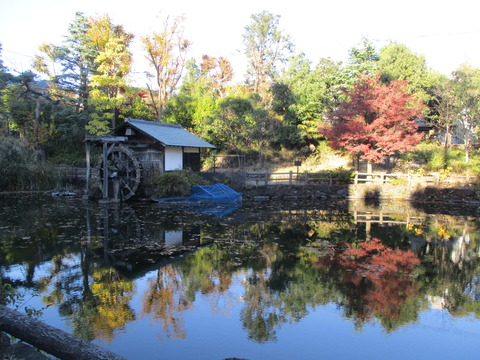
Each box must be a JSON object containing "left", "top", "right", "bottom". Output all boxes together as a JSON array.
[{"left": 1, "top": 193, "right": 480, "bottom": 360}]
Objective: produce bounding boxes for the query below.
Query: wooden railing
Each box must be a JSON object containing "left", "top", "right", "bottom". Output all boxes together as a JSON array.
[
  {"left": 245, "top": 171, "right": 350, "bottom": 186},
  {"left": 244, "top": 171, "right": 477, "bottom": 186},
  {"left": 352, "top": 172, "right": 476, "bottom": 186}
]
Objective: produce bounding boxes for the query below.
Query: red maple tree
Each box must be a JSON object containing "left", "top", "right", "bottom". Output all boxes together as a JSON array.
[{"left": 320, "top": 75, "right": 425, "bottom": 171}]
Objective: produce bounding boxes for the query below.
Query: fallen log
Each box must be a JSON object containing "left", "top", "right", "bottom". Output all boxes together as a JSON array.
[{"left": 0, "top": 305, "right": 126, "bottom": 360}]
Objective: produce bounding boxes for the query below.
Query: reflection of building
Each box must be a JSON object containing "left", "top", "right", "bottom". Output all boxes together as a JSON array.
[
  {"left": 428, "top": 293, "right": 448, "bottom": 310},
  {"left": 165, "top": 230, "right": 184, "bottom": 247},
  {"left": 87, "top": 205, "right": 204, "bottom": 275},
  {"left": 451, "top": 234, "right": 470, "bottom": 265}
]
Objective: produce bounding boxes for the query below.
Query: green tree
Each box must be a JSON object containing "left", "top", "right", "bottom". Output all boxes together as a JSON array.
[
  {"left": 243, "top": 11, "right": 293, "bottom": 100},
  {"left": 33, "top": 12, "right": 97, "bottom": 158},
  {"left": 34, "top": 12, "right": 97, "bottom": 112},
  {"left": 86, "top": 15, "right": 134, "bottom": 134},
  {"left": 378, "top": 42, "right": 439, "bottom": 108},
  {"left": 2, "top": 72, "right": 53, "bottom": 157},
  {"left": 278, "top": 54, "right": 345, "bottom": 147},
  {"left": 431, "top": 76, "right": 462, "bottom": 168},
  {"left": 207, "top": 96, "right": 254, "bottom": 153},
  {"left": 347, "top": 37, "right": 379, "bottom": 77},
  {"left": 0, "top": 43, "right": 14, "bottom": 134},
  {"left": 163, "top": 59, "right": 218, "bottom": 130},
  {"left": 450, "top": 64, "right": 480, "bottom": 162}
]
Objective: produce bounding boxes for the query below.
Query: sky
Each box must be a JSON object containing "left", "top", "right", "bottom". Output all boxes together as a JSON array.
[{"left": 1, "top": 0, "right": 480, "bottom": 86}]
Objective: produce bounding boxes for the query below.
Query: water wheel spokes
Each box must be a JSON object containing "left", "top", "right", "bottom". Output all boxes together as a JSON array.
[{"left": 97, "top": 145, "right": 142, "bottom": 201}]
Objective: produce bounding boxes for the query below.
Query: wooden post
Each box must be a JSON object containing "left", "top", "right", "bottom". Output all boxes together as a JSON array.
[
  {"left": 102, "top": 142, "right": 109, "bottom": 200},
  {"left": 84, "top": 141, "right": 91, "bottom": 199},
  {"left": 0, "top": 305, "right": 126, "bottom": 360},
  {"left": 289, "top": 171, "right": 293, "bottom": 185}
]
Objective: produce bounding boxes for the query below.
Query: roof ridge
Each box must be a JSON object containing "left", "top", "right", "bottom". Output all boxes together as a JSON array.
[{"left": 127, "top": 118, "right": 183, "bottom": 128}]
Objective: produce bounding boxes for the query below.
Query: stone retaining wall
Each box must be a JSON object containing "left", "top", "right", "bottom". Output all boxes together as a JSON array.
[
  {"left": 240, "top": 184, "right": 350, "bottom": 201},
  {"left": 237, "top": 183, "right": 480, "bottom": 204}
]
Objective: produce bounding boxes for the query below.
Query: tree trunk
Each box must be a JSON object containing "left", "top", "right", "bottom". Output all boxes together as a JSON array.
[
  {"left": 443, "top": 130, "right": 450, "bottom": 169},
  {"left": 0, "top": 305, "right": 126, "bottom": 360},
  {"left": 146, "top": 83, "right": 159, "bottom": 120},
  {"left": 366, "top": 159, "right": 373, "bottom": 176},
  {"left": 465, "top": 137, "right": 470, "bottom": 163},
  {"left": 33, "top": 98, "right": 41, "bottom": 139}
]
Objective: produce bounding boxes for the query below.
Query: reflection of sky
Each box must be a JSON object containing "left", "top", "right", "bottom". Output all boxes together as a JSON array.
[
  {"left": 3, "top": 264, "right": 31, "bottom": 282},
  {"left": 89, "top": 268, "right": 480, "bottom": 360},
  {"left": 6, "top": 255, "right": 480, "bottom": 360},
  {"left": 97, "top": 278, "right": 480, "bottom": 360},
  {"left": 2, "top": 196, "right": 480, "bottom": 360}
]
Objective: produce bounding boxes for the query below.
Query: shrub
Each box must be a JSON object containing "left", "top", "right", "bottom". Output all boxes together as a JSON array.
[
  {"left": 0, "top": 136, "right": 63, "bottom": 191},
  {"left": 151, "top": 170, "right": 209, "bottom": 198},
  {"left": 308, "top": 169, "right": 355, "bottom": 184},
  {"left": 400, "top": 141, "right": 480, "bottom": 174}
]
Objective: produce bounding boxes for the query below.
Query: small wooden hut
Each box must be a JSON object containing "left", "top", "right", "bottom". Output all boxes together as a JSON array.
[{"left": 85, "top": 118, "right": 215, "bottom": 202}]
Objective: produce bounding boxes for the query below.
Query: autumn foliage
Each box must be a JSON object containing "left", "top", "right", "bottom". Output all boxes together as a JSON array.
[
  {"left": 339, "top": 237, "right": 421, "bottom": 276},
  {"left": 321, "top": 75, "right": 425, "bottom": 163},
  {"left": 335, "top": 238, "right": 421, "bottom": 329}
]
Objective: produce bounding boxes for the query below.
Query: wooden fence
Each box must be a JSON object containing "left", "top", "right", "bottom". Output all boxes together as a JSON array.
[{"left": 245, "top": 171, "right": 478, "bottom": 187}]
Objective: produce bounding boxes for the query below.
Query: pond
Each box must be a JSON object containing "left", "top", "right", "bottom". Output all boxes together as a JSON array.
[{"left": 1, "top": 193, "right": 480, "bottom": 360}]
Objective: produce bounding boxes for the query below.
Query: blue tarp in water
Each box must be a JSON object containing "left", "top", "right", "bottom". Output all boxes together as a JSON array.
[
  {"left": 190, "top": 183, "right": 242, "bottom": 203},
  {"left": 157, "top": 183, "right": 242, "bottom": 218}
]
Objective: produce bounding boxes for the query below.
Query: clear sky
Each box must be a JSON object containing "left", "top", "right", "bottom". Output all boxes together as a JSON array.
[{"left": 1, "top": 0, "right": 480, "bottom": 85}]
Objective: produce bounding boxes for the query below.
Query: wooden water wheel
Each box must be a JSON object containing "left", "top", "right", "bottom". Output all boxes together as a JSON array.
[{"left": 96, "top": 145, "right": 142, "bottom": 201}]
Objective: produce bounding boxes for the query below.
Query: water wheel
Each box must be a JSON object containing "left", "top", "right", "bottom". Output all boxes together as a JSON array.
[{"left": 96, "top": 145, "right": 142, "bottom": 201}]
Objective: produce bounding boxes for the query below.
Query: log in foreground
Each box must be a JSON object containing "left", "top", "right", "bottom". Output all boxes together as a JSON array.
[{"left": 0, "top": 305, "right": 126, "bottom": 360}]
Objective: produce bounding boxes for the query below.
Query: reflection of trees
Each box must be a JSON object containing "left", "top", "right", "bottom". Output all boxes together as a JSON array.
[
  {"left": 417, "top": 220, "right": 480, "bottom": 319},
  {"left": 39, "top": 260, "right": 135, "bottom": 342},
  {"left": 301, "top": 236, "right": 429, "bottom": 332},
  {"left": 90, "top": 268, "right": 135, "bottom": 341},
  {"left": 241, "top": 269, "right": 283, "bottom": 343},
  {"left": 177, "top": 223, "right": 344, "bottom": 342},
  {"left": 2, "top": 194, "right": 480, "bottom": 346},
  {"left": 142, "top": 266, "right": 190, "bottom": 340},
  {"left": 335, "top": 238, "right": 423, "bottom": 331}
]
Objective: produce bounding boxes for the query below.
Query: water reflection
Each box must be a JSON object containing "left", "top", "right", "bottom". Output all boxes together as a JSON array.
[{"left": 1, "top": 194, "right": 479, "bottom": 357}]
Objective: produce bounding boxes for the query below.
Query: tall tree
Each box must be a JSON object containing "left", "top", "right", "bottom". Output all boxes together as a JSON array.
[
  {"left": 243, "top": 11, "right": 293, "bottom": 100},
  {"left": 34, "top": 12, "right": 97, "bottom": 111},
  {"left": 0, "top": 43, "right": 14, "bottom": 134},
  {"left": 451, "top": 64, "right": 480, "bottom": 162},
  {"left": 2, "top": 71, "right": 53, "bottom": 159},
  {"left": 378, "top": 42, "right": 439, "bottom": 109},
  {"left": 347, "top": 37, "right": 379, "bottom": 77},
  {"left": 321, "top": 75, "right": 424, "bottom": 172},
  {"left": 163, "top": 59, "right": 217, "bottom": 130},
  {"left": 33, "top": 12, "right": 98, "bottom": 151},
  {"left": 431, "top": 77, "right": 461, "bottom": 168},
  {"left": 200, "top": 55, "right": 233, "bottom": 98},
  {"left": 142, "top": 16, "right": 191, "bottom": 120},
  {"left": 278, "top": 54, "right": 345, "bottom": 147},
  {"left": 86, "top": 15, "right": 134, "bottom": 134}
]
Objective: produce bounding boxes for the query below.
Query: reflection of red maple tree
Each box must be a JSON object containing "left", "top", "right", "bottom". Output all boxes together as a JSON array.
[{"left": 336, "top": 238, "right": 421, "bottom": 329}]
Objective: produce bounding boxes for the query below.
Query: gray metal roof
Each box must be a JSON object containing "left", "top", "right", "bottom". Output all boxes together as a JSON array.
[{"left": 125, "top": 118, "right": 215, "bottom": 148}]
